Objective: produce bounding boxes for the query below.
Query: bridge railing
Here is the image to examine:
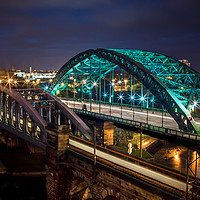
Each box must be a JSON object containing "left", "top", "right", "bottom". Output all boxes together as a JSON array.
[
  {"left": 72, "top": 108, "right": 200, "bottom": 143},
  {"left": 59, "top": 97, "right": 169, "bottom": 114}
]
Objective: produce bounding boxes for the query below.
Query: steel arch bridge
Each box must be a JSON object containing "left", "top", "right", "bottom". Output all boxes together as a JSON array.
[
  {"left": 48, "top": 48, "right": 200, "bottom": 135},
  {"left": 0, "top": 86, "right": 92, "bottom": 149}
]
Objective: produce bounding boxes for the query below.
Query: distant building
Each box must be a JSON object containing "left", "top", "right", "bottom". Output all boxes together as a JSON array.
[
  {"left": 0, "top": 69, "right": 11, "bottom": 80},
  {"left": 14, "top": 66, "right": 57, "bottom": 80},
  {"left": 11, "top": 65, "right": 16, "bottom": 71},
  {"left": 179, "top": 59, "right": 190, "bottom": 67}
]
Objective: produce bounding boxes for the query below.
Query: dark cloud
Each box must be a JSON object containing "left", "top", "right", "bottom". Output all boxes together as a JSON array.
[
  {"left": 0, "top": 0, "right": 112, "bottom": 9},
  {"left": 0, "top": 0, "right": 199, "bottom": 71}
]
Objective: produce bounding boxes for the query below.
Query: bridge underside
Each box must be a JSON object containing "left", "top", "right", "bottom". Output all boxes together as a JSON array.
[{"left": 48, "top": 49, "right": 200, "bottom": 135}]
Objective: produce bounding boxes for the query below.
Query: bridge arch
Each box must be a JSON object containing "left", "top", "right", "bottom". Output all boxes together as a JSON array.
[
  {"left": 16, "top": 88, "right": 93, "bottom": 141},
  {"left": 49, "top": 49, "right": 200, "bottom": 134},
  {"left": 0, "top": 86, "right": 47, "bottom": 149},
  {"left": 68, "top": 177, "right": 92, "bottom": 200},
  {"left": 0, "top": 86, "right": 93, "bottom": 149}
]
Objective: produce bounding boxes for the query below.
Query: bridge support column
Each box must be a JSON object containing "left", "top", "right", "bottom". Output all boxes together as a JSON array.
[{"left": 46, "top": 124, "right": 72, "bottom": 200}]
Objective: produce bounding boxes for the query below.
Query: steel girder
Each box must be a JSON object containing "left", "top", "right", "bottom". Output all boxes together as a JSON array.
[
  {"left": 0, "top": 86, "right": 47, "bottom": 149},
  {"left": 17, "top": 88, "right": 93, "bottom": 141},
  {"left": 0, "top": 85, "right": 93, "bottom": 149},
  {"left": 43, "top": 89, "right": 93, "bottom": 140},
  {"left": 111, "top": 49, "right": 200, "bottom": 107},
  {"left": 49, "top": 49, "right": 95, "bottom": 93},
  {"left": 49, "top": 48, "right": 200, "bottom": 134}
]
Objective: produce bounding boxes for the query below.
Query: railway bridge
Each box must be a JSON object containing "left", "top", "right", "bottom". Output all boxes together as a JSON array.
[
  {"left": 0, "top": 48, "right": 200, "bottom": 199},
  {"left": 0, "top": 85, "right": 193, "bottom": 199}
]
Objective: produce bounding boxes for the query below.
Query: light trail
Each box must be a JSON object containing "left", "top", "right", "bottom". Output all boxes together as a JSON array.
[
  {"left": 62, "top": 100, "right": 200, "bottom": 126},
  {"left": 62, "top": 100, "right": 173, "bottom": 120},
  {"left": 69, "top": 138, "right": 190, "bottom": 192}
]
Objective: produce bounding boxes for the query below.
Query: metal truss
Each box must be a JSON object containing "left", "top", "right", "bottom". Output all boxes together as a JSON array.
[
  {"left": 48, "top": 49, "right": 200, "bottom": 135},
  {"left": 17, "top": 88, "right": 93, "bottom": 141},
  {"left": 111, "top": 49, "right": 200, "bottom": 108},
  {"left": 0, "top": 86, "right": 47, "bottom": 149},
  {"left": 0, "top": 86, "right": 93, "bottom": 149}
]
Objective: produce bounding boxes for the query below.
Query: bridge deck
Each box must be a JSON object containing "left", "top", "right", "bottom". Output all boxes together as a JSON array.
[
  {"left": 62, "top": 99, "right": 200, "bottom": 143},
  {"left": 69, "top": 135, "right": 189, "bottom": 196}
]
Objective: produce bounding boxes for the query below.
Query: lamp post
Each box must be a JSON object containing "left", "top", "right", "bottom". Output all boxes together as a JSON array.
[{"left": 94, "top": 124, "right": 97, "bottom": 183}]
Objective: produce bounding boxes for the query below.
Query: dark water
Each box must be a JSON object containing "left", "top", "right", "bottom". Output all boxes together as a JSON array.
[
  {"left": 0, "top": 134, "right": 46, "bottom": 200},
  {"left": 0, "top": 175, "right": 46, "bottom": 200}
]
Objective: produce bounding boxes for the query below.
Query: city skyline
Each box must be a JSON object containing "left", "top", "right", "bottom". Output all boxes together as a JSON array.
[{"left": 0, "top": 0, "right": 199, "bottom": 72}]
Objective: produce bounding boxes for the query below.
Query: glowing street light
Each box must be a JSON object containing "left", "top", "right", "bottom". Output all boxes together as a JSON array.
[
  {"left": 83, "top": 80, "right": 87, "bottom": 84},
  {"left": 119, "top": 95, "right": 123, "bottom": 99},
  {"left": 61, "top": 83, "right": 64, "bottom": 86},
  {"left": 104, "top": 93, "right": 107, "bottom": 97},
  {"left": 111, "top": 82, "right": 115, "bottom": 86},
  {"left": 131, "top": 96, "right": 134, "bottom": 99},
  {"left": 93, "top": 82, "right": 97, "bottom": 86},
  {"left": 45, "top": 86, "right": 48, "bottom": 90},
  {"left": 140, "top": 97, "right": 145, "bottom": 101},
  {"left": 49, "top": 79, "right": 53, "bottom": 82}
]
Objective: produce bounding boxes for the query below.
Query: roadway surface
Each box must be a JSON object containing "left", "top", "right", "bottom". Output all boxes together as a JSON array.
[{"left": 61, "top": 100, "right": 200, "bottom": 132}]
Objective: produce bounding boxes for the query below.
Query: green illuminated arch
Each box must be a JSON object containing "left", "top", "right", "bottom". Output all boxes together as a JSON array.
[{"left": 49, "top": 49, "right": 200, "bottom": 134}]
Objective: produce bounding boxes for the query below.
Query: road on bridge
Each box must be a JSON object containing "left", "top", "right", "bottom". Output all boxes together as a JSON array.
[{"left": 61, "top": 99, "right": 200, "bottom": 132}]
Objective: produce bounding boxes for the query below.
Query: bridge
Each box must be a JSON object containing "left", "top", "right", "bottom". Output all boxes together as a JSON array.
[
  {"left": 47, "top": 48, "right": 200, "bottom": 142},
  {"left": 0, "top": 48, "right": 199, "bottom": 199}
]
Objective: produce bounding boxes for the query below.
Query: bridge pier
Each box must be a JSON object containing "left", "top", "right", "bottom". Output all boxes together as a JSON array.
[
  {"left": 46, "top": 124, "right": 72, "bottom": 200},
  {"left": 45, "top": 124, "right": 182, "bottom": 200}
]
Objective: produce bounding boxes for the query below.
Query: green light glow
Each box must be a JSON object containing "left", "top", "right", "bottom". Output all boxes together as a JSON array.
[{"left": 49, "top": 48, "right": 200, "bottom": 134}]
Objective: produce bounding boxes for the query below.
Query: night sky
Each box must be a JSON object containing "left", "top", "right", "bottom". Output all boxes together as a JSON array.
[{"left": 0, "top": 0, "right": 200, "bottom": 72}]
